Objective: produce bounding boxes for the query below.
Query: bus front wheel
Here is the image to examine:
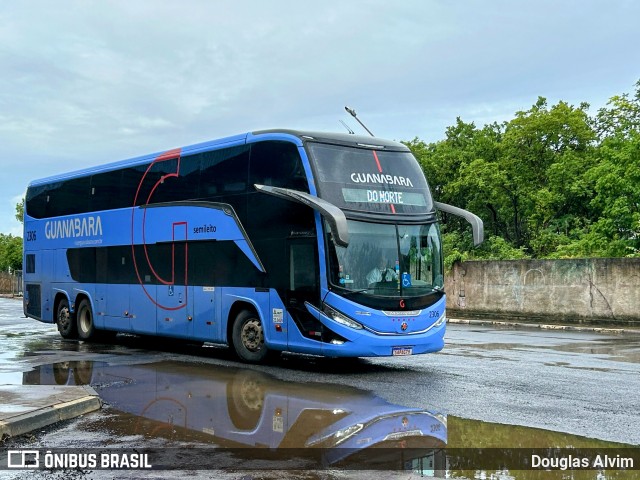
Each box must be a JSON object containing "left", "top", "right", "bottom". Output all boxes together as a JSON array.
[
  {"left": 56, "top": 298, "right": 77, "bottom": 339},
  {"left": 232, "top": 310, "right": 270, "bottom": 363},
  {"left": 76, "top": 299, "right": 96, "bottom": 341}
]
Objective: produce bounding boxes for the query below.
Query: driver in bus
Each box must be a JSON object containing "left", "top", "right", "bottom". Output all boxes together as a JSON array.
[{"left": 366, "top": 254, "right": 398, "bottom": 286}]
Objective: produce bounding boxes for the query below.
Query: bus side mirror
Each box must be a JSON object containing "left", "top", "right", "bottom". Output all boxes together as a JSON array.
[
  {"left": 434, "top": 201, "right": 484, "bottom": 246},
  {"left": 254, "top": 184, "right": 350, "bottom": 247}
]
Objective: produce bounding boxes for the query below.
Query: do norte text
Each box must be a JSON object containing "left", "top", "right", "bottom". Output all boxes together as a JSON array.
[{"left": 367, "top": 190, "right": 404, "bottom": 204}]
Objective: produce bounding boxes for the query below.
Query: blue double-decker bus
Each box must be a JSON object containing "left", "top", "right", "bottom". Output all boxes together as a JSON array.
[{"left": 23, "top": 130, "right": 482, "bottom": 362}]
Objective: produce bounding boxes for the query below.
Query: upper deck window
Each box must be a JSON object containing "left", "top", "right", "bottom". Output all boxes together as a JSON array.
[{"left": 308, "top": 143, "right": 433, "bottom": 215}]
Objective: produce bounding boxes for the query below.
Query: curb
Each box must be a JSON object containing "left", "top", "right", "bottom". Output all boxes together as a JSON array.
[
  {"left": 447, "top": 318, "right": 640, "bottom": 335},
  {"left": 0, "top": 385, "right": 102, "bottom": 440}
]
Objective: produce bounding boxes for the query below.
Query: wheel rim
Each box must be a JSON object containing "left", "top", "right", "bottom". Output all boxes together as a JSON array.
[
  {"left": 239, "top": 378, "right": 264, "bottom": 411},
  {"left": 241, "top": 319, "right": 263, "bottom": 352},
  {"left": 58, "top": 306, "right": 71, "bottom": 331},
  {"left": 78, "top": 307, "right": 91, "bottom": 334}
]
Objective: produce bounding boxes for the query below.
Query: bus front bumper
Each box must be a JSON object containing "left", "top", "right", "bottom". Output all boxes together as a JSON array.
[{"left": 314, "top": 319, "right": 446, "bottom": 357}]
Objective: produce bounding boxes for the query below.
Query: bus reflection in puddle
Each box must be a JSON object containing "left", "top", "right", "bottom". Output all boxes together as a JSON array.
[{"left": 23, "top": 360, "right": 446, "bottom": 470}]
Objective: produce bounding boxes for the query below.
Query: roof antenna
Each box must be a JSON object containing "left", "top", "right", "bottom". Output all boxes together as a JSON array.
[
  {"left": 339, "top": 119, "right": 355, "bottom": 134},
  {"left": 345, "top": 106, "right": 374, "bottom": 137}
]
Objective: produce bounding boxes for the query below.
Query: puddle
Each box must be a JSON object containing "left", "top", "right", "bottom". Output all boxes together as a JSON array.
[
  {"left": 18, "top": 360, "right": 637, "bottom": 477},
  {"left": 22, "top": 360, "right": 446, "bottom": 470},
  {"left": 453, "top": 336, "right": 640, "bottom": 366},
  {"left": 543, "top": 339, "right": 640, "bottom": 364},
  {"left": 0, "top": 370, "right": 25, "bottom": 385}
]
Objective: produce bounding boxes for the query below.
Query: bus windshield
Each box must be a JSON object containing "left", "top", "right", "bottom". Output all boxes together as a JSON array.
[
  {"left": 308, "top": 143, "right": 433, "bottom": 215},
  {"left": 326, "top": 220, "right": 443, "bottom": 299}
]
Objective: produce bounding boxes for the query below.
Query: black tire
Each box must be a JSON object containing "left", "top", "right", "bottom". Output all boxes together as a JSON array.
[
  {"left": 73, "top": 360, "right": 93, "bottom": 385},
  {"left": 53, "top": 362, "right": 71, "bottom": 385},
  {"left": 56, "top": 298, "right": 77, "bottom": 339},
  {"left": 76, "top": 299, "right": 96, "bottom": 341},
  {"left": 231, "top": 310, "right": 270, "bottom": 363}
]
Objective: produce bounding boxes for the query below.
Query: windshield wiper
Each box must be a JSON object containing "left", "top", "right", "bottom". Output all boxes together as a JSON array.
[
  {"left": 417, "top": 285, "right": 444, "bottom": 294},
  {"left": 339, "top": 288, "right": 369, "bottom": 296},
  {"left": 401, "top": 284, "right": 443, "bottom": 295}
]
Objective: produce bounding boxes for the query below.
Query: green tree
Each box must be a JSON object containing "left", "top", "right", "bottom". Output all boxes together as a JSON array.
[
  {"left": 15, "top": 198, "right": 24, "bottom": 224},
  {"left": 0, "top": 234, "right": 22, "bottom": 271},
  {"left": 594, "top": 80, "right": 640, "bottom": 140},
  {"left": 491, "top": 97, "right": 595, "bottom": 253},
  {"left": 408, "top": 96, "right": 599, "bottom": 260},
  {"left": 551, "top": 82, "right": 640, "bottom": 258}
]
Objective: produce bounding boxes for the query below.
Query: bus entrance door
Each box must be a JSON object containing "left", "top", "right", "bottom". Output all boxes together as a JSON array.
[
  {"left": 286, "top": 239, "right": 320, "bottom": 346},
  {"left": 96, "top": 249, "right": 132, "bottom": 333},
  {"left": 193, "top": 285, "right": 219, "bottom": 342},
  {"left": 155, "top": 225, "right": 191, "bottom": 338}
]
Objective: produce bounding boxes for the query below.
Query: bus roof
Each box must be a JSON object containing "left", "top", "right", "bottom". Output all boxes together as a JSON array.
[
  {"left": 251, "top": 129, "right": 409, "bottom": 151},
  {"left": 29, "top": 130, "right": 409, "bottom": 187}
]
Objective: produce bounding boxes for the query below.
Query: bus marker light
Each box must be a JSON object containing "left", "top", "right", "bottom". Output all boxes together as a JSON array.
[{"left": 433, "top": 314, "right": 446, "bottom": 327}]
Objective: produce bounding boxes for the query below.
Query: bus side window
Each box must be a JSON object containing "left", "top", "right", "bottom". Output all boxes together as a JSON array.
[
  {"left": 54, "top": 177, "right": 92, "bottom": 216},
  {"left": 26, "top": 185, "right": 49, "bottom": 219},
  {"left": 250, "top": 141, "right": 309, "bottom": 192},
  {"left": 290, "top": 243, "right": 318, "bottom": 293},
  {"left": 200, "top": 146, "right": 250, "bottom": 200},
  {"left": 150, "top": 154, "right": 201, "bottom": 203},
  {"left": 25, "top": 254, "right": 36, "bottom": 274}
]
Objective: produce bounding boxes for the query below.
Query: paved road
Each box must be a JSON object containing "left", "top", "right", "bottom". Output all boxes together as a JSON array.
[
  {"left": 1, "top": 296, "right": 639, "bottom": 452},
  {"left": 369, "top": 325, "right": 640, "bottom": 445}
]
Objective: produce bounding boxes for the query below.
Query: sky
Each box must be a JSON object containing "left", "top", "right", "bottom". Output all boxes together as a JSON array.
[{"left": 1, "top": 0, "right": 639, "bottom": 236}]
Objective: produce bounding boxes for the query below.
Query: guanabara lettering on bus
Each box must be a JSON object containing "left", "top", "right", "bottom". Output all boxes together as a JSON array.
[
  {"left": 23, "top": 129, "right": 483, "bottom": 363},
  {"left": 349, "top": 172, "right": 414, "bottom": 187},
  {"left": 44, "top": 216, "right": 103, "bottom": 240}
]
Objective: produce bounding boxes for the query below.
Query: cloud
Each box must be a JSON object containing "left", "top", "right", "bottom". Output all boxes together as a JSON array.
[
  {"left": 4, "top": 192, "right": 24, "bottom": 237},
  {"left": 1, "top": 1, "right": 639, "bottom": 233}
]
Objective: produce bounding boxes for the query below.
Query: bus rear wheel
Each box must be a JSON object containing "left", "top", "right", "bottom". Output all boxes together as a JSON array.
[
  {"left": 232, "top": 310, "right": 270, "bottom": 363},
  {"left": 56, "top": 298, "right": 77, "bottom": 339},
  {"left": 76, "top": 299, "right": 96, "bottom": 341}
]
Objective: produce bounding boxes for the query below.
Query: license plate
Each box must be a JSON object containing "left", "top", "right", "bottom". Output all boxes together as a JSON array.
[{"left": 392, "top": 347, "right": 413, "bottom": 356}]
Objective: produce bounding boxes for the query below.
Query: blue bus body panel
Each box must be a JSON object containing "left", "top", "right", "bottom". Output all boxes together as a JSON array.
[
  {"left": 24, "top": 129, "right": 449, "bottom": 359},
  {"left": 291, "top": 293, "right": 447, "bottom": 357}
]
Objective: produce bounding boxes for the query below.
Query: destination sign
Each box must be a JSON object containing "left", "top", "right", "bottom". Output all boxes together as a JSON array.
[
  {"left": 309, "top": 142, "right": 433, "bottom": 214},
  {"left": 342, "top": 188, "right": 427, "bottom": 206}
]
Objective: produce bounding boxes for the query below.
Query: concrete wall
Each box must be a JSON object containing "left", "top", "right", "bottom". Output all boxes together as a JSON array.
[
  {"left": 445, "top": 258, "right": 640, "bottom": 325},
  {"left": 0, "top": 272, "right": 22, "bottom": 296}
]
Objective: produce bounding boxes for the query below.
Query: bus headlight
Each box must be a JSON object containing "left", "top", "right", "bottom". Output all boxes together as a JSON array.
[
  {"left": 322, "top": 304, "right": 363, "bottom": 330},
  {"left": 330, "top": 423, "right": 364, "bottom": 445},
  {"left": 306, "top": 422, "right": 364, "bottom": 447}
]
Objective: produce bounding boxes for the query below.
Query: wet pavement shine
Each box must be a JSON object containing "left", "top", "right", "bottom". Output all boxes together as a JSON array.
[{"left": 0, "top": 297, "right": 639, "bottom": 479}]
